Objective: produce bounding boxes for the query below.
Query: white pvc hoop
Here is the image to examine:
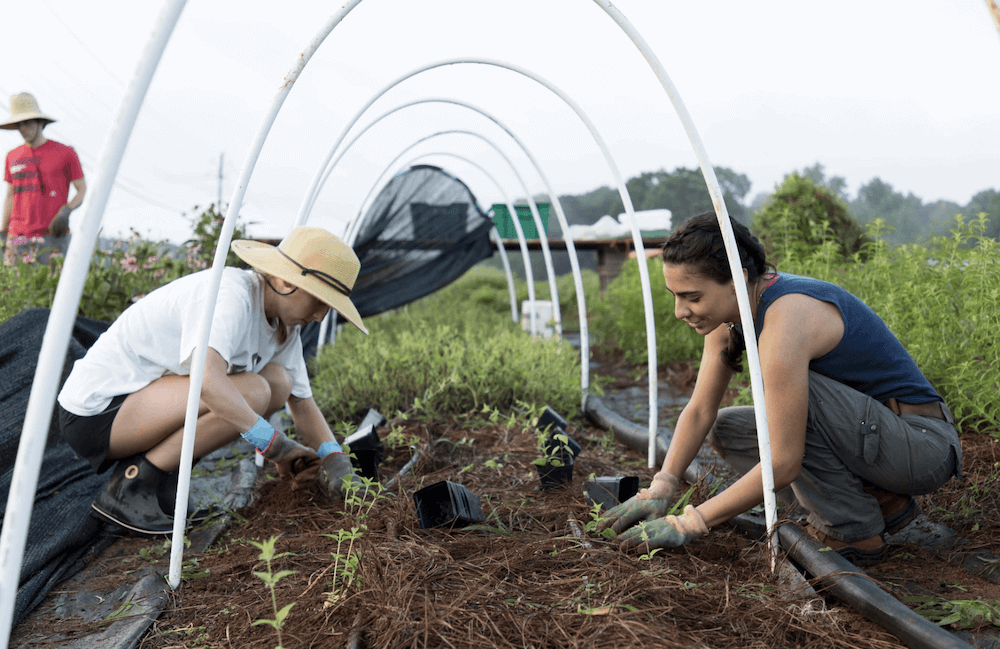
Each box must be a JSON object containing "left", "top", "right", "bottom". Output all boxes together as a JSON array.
[
  {"left": 0, "top": 0, "right": 190, "bottom": 642},
  {"left": 307, "top": 109, "right": 562, "bottom": 337},
  {"left": 333, "top": 122, "right": 562, "bottom": 333},
  {"left": 591, "top": 0, "right": 777, "bottom": 565},
  {"left": 301, "top": 95, "right": 591, "bottom": 393},
  {"left": 165, "top": 1, "right": 365, "bottom": 588},
  {"left": 296, "top": 55, "right": 650, "bottom": 410}
]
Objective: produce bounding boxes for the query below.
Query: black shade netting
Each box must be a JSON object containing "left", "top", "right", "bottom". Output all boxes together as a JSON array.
[
  {"left": 349, "top": 164, "right": 494, "bottom": 318},
  {"left": 0, "top": 308, "right": 117, "bottom": 628}
]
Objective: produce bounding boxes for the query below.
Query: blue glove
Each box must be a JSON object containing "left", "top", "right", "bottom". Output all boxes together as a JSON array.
[
  {"left": 243, "top": 416, "right": 320, "bottom": 490},
  {"left": 617, "top": 505, "right": 709, "bottom": 553}
]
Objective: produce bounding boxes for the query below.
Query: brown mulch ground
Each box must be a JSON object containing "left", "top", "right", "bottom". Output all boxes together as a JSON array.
[{"left": 12, "top": 361, "right": 1000, "bottom": 648}]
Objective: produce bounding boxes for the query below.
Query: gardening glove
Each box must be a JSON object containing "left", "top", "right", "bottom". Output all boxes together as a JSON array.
[
  {"left": 318, "top": 452, "right": 368, "bottom": 503},
  {"left": 596, "top": 472, "right": 679, "bottom": 534},
  {"left": 49, "top": 206, "right": 71, "bottom": 237},
  {"left": 261, "top": 430, "right": 322, "bottom": 490},
  {"left": 617, "top": 505, "right": 709, "bottom": 553}
]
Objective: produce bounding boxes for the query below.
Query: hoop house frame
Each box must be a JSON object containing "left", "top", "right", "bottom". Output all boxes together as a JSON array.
[{"left": 0, "top": 4, "right": 780, "bottom": 640}]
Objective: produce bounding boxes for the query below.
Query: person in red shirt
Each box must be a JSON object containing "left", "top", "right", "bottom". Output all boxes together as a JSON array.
[{"left": 2, "top": 92, "right": 86, "bottom": 264}]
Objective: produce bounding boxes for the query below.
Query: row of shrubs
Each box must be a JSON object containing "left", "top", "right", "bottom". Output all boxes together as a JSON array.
[{"left": 3, "top": 183, "right": 996, "bottom": 434}]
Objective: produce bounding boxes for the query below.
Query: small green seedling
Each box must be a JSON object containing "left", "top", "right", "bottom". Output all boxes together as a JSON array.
[
  {"left": 322, "top": 526, "right": 364, "bottom": 606},
  {"left": 249, "top": 535, "right": 298, "bottom": 649}
]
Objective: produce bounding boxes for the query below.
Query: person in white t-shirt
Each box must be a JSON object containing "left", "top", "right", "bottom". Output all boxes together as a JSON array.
[{"left": 57, "top": 226, "right": 369, "bottom": 535}]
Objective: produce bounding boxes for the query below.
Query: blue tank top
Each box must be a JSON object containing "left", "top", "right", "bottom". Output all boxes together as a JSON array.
[{"left": 754, "top": 273, "right": 941, "bottom": 405}]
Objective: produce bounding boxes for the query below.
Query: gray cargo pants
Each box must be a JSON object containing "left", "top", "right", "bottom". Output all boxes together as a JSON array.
[{"left": 709, "top": 371, "right": 962, "bottom": 543}]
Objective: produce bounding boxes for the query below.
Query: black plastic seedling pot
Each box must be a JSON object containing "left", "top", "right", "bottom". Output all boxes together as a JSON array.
[
  {"left": 413, "top": 480, "right": 485, "bottom": 529},
  {"left": 536, "top": 406, "right": 568, "bottom": 434},
  {"left": 536, "top": 452, "right": 575, "bottom": 489},
  {"left": 345, "top": 408, "right": 387, "bottom": 480},
  {"left": 542, "top": 431, "right": 582, "bottom": 459},
  {"left": 586, "top": 476, "right": 640, "bottom": 510}
]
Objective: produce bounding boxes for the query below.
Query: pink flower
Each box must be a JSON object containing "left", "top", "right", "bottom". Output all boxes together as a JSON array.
[
  {"left": 21, "top": 252, "right": 37, "bottom": 264},
  {"left": 29, "top": 236, "right": 45, "bottom": 244},
  {"left": 153, "top": 268, "right": 166, "bottom": 279},
  {"left": 10, "top": 235, "right": 28, "bottom": 246}
]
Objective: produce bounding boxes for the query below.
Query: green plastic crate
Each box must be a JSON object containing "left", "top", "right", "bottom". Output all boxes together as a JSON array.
[{"left": 491, "top": 203, "right": 550, "bottom": 239}]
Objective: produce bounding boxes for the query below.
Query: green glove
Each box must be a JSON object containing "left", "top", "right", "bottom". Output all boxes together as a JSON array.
[
  {"left": 618, "top": 505, "right": 709, "bottom": 552},
  {"left": 49, "top": 206, "right": 71, "bottom": 237},
  {"left": 596, "top": 472, "right": 679, "bottom": 534},
  {"left": 319, "top": 452, "right": 367, "bottom": 503},
  {"left": 262, "top": 430, "right": 321, "bottom": 490}
]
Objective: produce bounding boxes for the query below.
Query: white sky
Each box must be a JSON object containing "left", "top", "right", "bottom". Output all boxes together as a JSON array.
[{"left": 2, "top": 0, "right": 998, "bottom": 243}]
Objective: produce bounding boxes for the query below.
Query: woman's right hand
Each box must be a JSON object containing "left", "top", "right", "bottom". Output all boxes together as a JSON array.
[
  {"left": 596, "top": 472, "right": 679, "bottom": 534},
  {"left": 262, "top": 431, "right": 321, "bottom": 489}
]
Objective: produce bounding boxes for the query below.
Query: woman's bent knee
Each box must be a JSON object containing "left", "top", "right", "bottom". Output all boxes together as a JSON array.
[{"left": 258, "top": 364, "right": 292, "bottom": 415}]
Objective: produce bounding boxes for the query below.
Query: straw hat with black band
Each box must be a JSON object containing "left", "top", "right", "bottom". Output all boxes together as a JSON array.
[
  {"left": 232, "top": 226, "right": 368, "bottom": 335},
  {"left": 1, "top": 93, "right": 56, "bottom": 129}
]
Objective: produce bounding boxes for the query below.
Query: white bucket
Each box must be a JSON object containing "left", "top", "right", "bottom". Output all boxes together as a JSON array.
[{"left": 521, "top": 300, "right": 555, "bottom": 339}]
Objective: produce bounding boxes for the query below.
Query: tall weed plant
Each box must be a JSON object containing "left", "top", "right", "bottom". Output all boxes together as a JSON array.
[{"left": 310, "top": 274, "right": 583, "bottom": 422}]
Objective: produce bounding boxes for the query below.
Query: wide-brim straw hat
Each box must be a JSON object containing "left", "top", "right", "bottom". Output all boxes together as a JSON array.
[
  {"left": 232, "top": 226, "right": 368, "bottom": 334},
  {"left": 1, "top": 93, "right": 56, "bottom": 130}
]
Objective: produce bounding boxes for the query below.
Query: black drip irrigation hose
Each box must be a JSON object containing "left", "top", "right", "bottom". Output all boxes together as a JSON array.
[{"left": 583, "top": 394, "right": 978, "bottom": 649}]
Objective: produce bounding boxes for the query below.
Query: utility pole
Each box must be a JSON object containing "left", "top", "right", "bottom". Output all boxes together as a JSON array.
[{"left": 217, "top": 152, "right": 224, "bottom": 211}]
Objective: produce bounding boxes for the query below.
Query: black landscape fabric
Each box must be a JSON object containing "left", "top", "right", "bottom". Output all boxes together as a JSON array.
[
  {"left": 349, "top": 164, "right": 495, "bottom": 317},
  {"left": 0, "top": 308, "right": 116, "bottom": 627}
]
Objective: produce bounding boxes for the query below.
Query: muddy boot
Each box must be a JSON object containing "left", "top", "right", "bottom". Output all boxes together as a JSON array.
[
  {"left": 156, "top": 467, "right": 215, "bottom": 523},
  {"left": 805, "top": 524, "right": 887, "bottom": 565},
  {"left": 864, "top": 484, "right": 919, "bottom": 535},
  {"left": 91, "top": 454, "right": 175, "bottom": 536}
]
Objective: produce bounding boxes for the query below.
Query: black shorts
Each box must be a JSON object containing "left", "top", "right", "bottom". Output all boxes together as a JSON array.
[{"left": 59, "top": 395, "right": 128, "bottom": 474}]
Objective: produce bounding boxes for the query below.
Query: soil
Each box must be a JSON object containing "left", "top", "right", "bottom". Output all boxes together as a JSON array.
[{"left": 12, "top": 358, "right": 1000, "bottom": 649}]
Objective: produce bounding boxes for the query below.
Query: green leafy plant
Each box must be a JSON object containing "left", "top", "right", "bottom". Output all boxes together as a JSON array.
[
  {"left": 582, "top": 502, "right": 616, "bottom": 540},
  {"left": 905, "top": 596, "right": 1000, "bottom": 629},
  {"left": 322, "top": 526, "right": 363, "bottom": 607},
  {"left": 309, "top": 279, "right": 582, "bottom": 422},
  {"left": 753, "top": 172, "right": 870, "bottom": 264},
  {"left": 248, "top": 536, "right": 298, "bottom": 649}
]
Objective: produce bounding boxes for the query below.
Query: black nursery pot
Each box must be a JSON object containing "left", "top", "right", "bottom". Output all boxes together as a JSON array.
[
  {"left": 536, "top": 452, "right": 575, "bottom": 489},
  {"left": 536, "top": 406, "right": 568, "bottom": 434},
  {"left": 345, "top": 409, "right": 387, "bottom": 480},
  {"left": 586, "top": 476, "right": 640, "bottom": 510},
  {"left": 413, "top": 480, "right": 485, "bottom": 529}
]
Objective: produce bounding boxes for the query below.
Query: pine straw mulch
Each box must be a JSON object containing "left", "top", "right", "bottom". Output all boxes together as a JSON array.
[
  {"left": 95, "top": 409, "right": 990, "bottom": 649},
  {"left": 11, "top": 358, "right": 1000, "bottom": 648},
  {"left": 125, "top": 418, "right": 908, "bottom": 649}
]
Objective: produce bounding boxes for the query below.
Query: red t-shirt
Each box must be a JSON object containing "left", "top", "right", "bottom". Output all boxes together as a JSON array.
[{"left": 5, "top": 140, "right": 84, "bottom": 236}]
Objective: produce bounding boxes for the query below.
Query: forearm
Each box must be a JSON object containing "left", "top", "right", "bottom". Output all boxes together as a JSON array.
[
  {"left": 200, "top": 354, "right": 260, "bottom": 433},
  {"left": 286, "top": 396, "right": 337, "bottom": 451},
  {"left": 660, "top": 405, "right": 716, "bottom": 480},
  {"left": 2, "top": 192, "right": 11, "bottom": 232},
  {"left": 697, "top": 464, "right": 766, "bottom": 528},
  {"left": 66, "top": 179, "right": 86, "bottom": 211}
]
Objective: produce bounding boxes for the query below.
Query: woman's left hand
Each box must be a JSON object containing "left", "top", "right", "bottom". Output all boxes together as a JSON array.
[{"left": 617, "top": 505, "right": 708, "bottom": 552}]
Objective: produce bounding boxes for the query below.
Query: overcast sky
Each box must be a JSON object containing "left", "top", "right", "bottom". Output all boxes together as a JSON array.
[{"left": 2, "top": 0, "right": 998, "bottom": 243}]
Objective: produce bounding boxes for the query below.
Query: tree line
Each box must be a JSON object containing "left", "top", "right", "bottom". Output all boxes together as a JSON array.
[{"left": 548, "top": 162, "right": 999, "bottom": 245}]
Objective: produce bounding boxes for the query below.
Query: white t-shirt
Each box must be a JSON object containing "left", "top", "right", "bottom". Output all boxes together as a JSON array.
[{"left": 58, "top": 267, "right": 312, "bottom": 416}]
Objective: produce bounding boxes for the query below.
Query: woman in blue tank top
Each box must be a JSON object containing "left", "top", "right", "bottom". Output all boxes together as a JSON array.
[{"left": 599, "top": 212, "right": 962, "bottom": 564}]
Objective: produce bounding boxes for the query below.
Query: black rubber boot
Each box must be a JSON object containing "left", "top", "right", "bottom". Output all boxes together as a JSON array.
[
  {"left": 91, "top": 454, "right": 175, "bottom": 536},
  {"left": 157, "top": 467, "right": 215, "bottom": 523}
]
